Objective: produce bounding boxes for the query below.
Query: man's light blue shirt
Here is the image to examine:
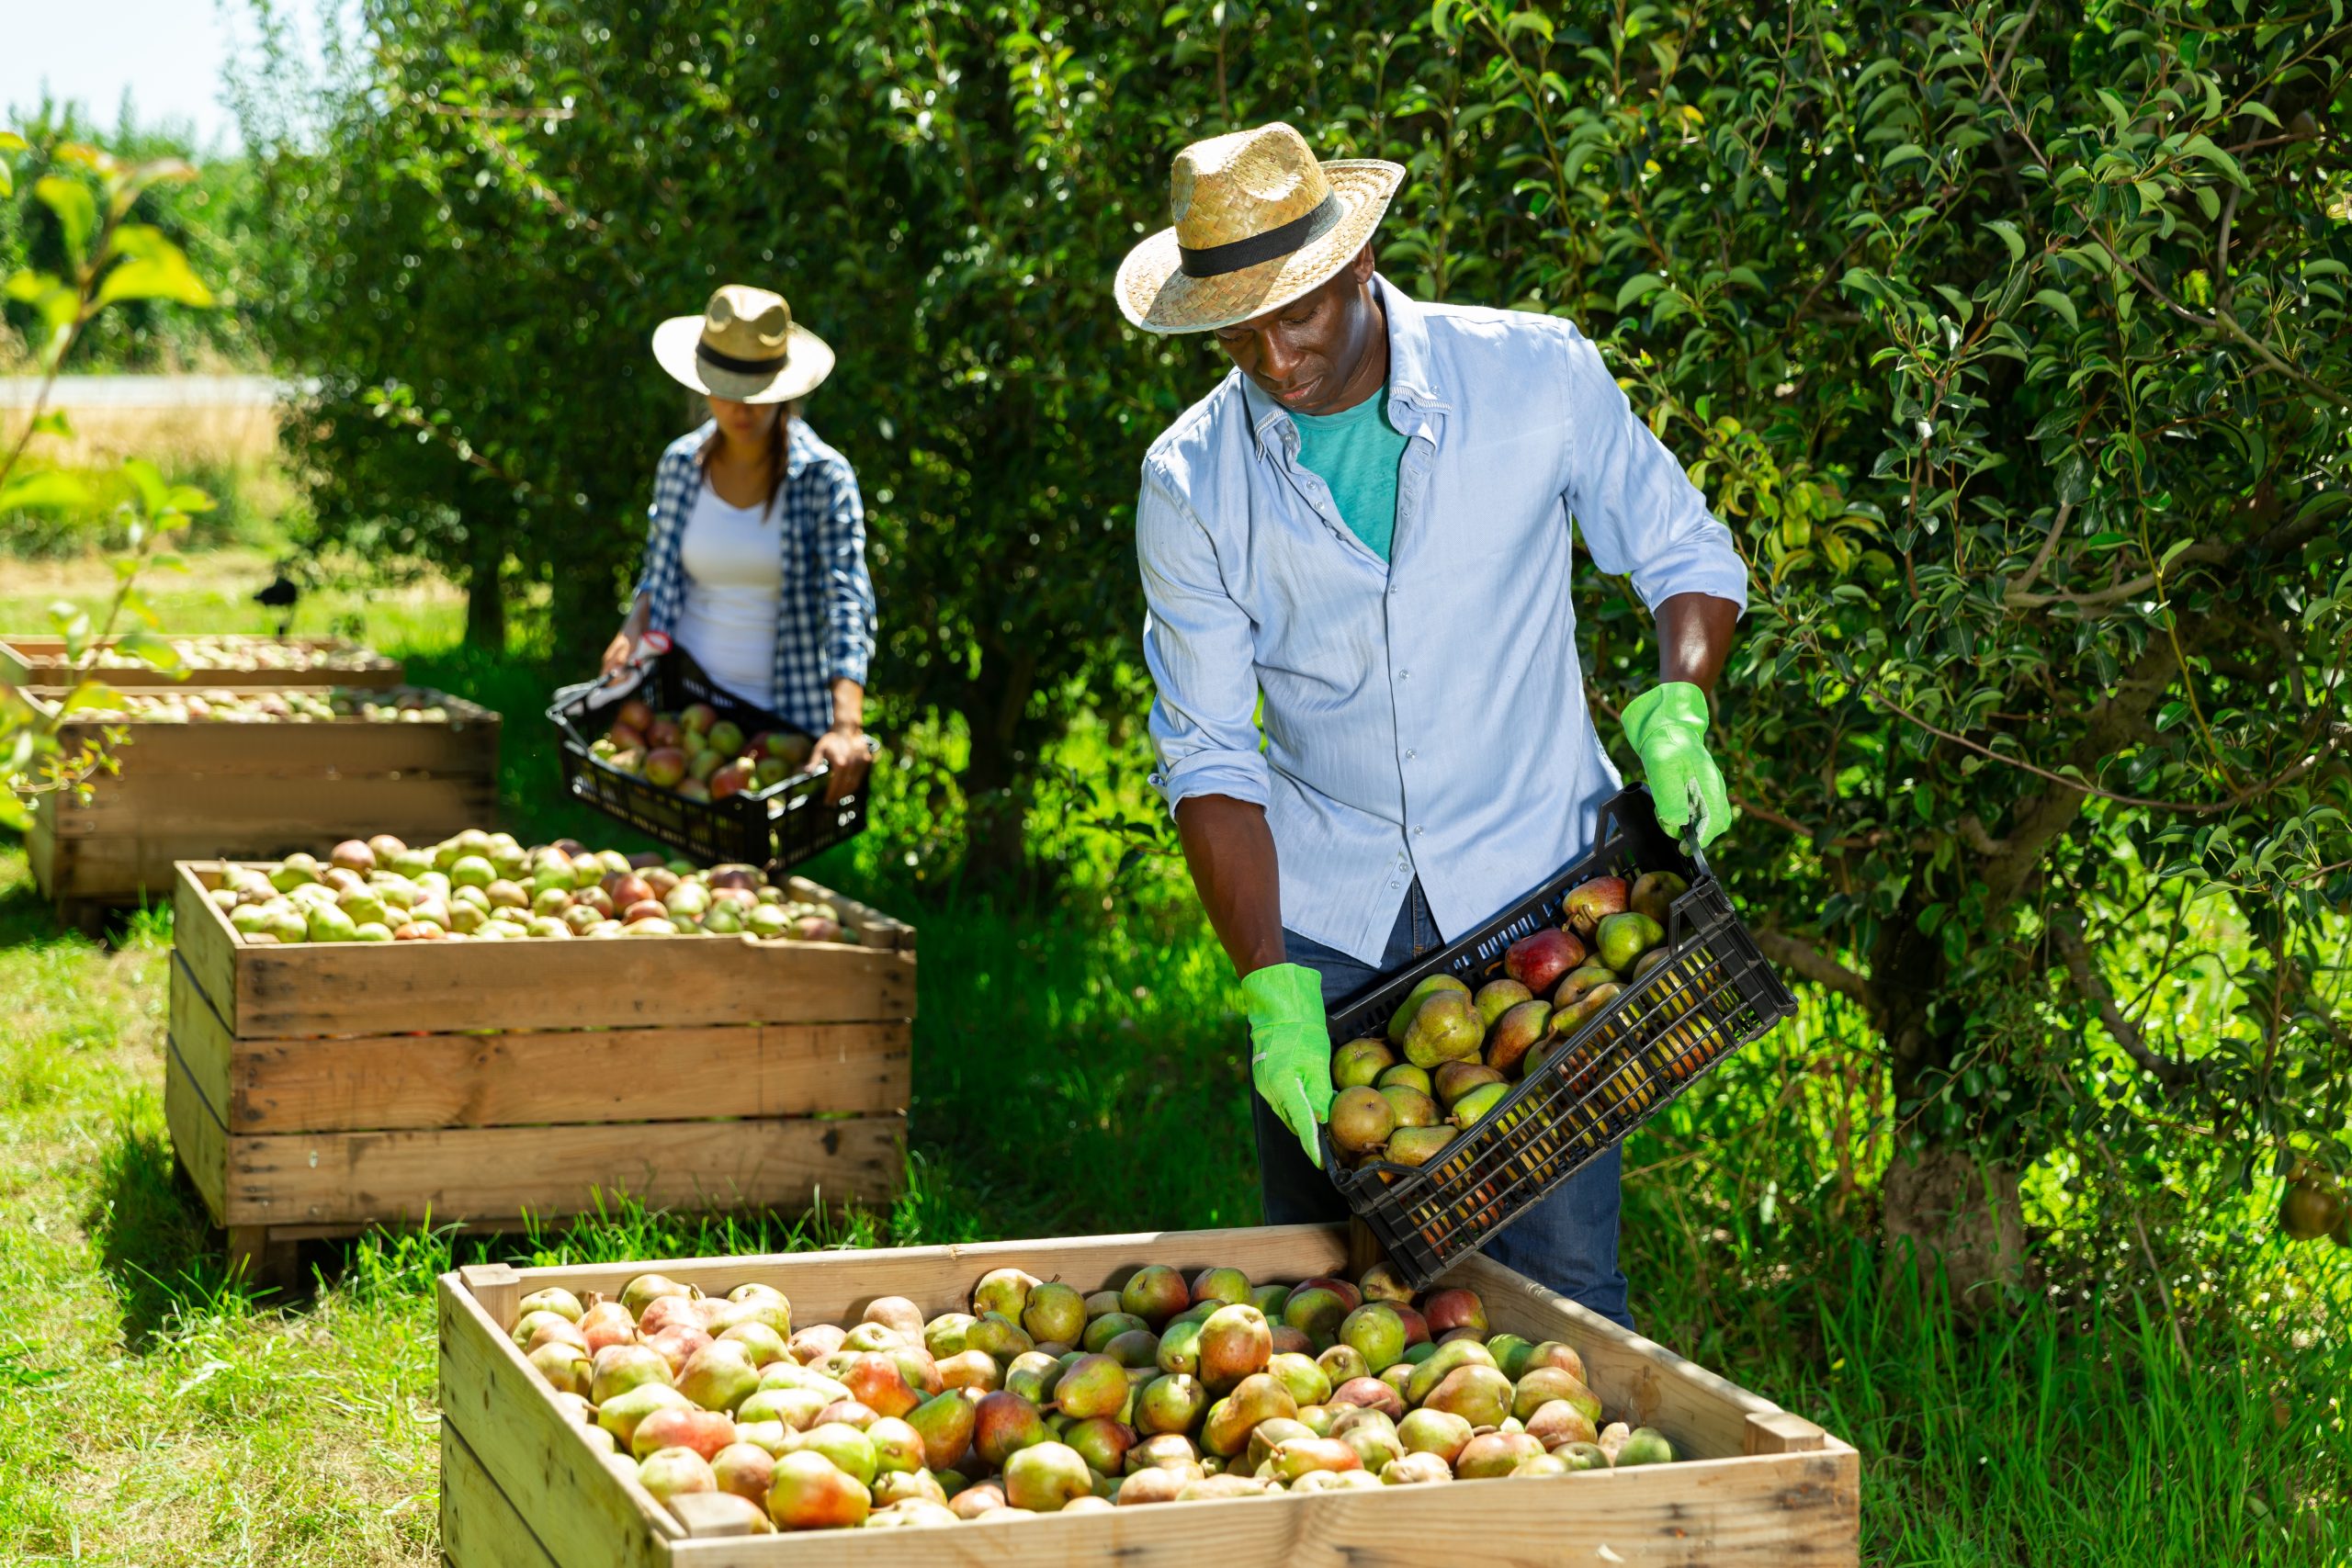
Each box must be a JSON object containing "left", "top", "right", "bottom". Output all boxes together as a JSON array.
[{"left": 1136, "top": 276, "right": 1749, "bottom": 968}]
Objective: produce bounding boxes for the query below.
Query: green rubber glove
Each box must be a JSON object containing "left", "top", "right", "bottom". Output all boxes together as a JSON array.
[
  {"left": 1621, "top": 682, "right": 1732, "bottom": 848},
  {"left": 1242, "top": 963, "right": 1334, "bottom": 1170}
]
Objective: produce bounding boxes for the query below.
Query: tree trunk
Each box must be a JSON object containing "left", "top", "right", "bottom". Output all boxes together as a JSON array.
[
  {"left": 956, "top": 646, "right": 1041, "bottom": 888},
  {"left": 464, "top": 533, "right": 505, "bottom": 652},
  {"left": 1872, "top": 913, "right": 2025, "bottom": 1313}
]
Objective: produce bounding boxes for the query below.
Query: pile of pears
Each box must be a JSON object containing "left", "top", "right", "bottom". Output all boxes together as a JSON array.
[
  {"left": 1325, "top": 871, "right": 1692, "bottom": 1168},
  {"left": 85, "top": 637, "right": 390, "bottom": 673},
  {"left": 519, "top": 1257, "right": 1679, "bottom": 1535},
  {"left": 212, "top": 829, "right": 854, "bottom": 944},
  {"left": 74, "top": 686, "right": 455, "bottom": 725}
]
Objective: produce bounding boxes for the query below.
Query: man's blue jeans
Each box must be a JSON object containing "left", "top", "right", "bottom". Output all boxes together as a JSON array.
[{"left": 1250, "top": 881, "right": 1634, "bottom": 1329}]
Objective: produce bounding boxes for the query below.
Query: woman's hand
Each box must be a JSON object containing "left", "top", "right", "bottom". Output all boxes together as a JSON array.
[
  {"left": 812, "top": 725, "right": 874, "bottom": 803},
  {"left": 601, "top": 628, "right": 636, "bottom": 676}
]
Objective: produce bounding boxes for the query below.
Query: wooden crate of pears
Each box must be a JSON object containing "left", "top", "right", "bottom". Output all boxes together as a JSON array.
[
  {"left": 438, "top": 1222, "right": 1857, "bottom": 1567},
  {"left": 165, "top": 830, "right": 913, "bottom": 1281}
]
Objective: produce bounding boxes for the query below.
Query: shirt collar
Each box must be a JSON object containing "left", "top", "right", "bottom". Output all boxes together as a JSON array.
[
  {"left": 693, "top": 415, "right": 815, "bottom": 480},
  {"left": 1237, "top": 274, "right": 1450, "bottom": 458}
]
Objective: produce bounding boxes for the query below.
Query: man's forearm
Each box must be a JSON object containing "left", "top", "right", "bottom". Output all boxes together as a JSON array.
[
  {"left": 1174, "top": 794, "right": 1286, "bottom": 977},
  {"left": 1656, "top": 592, "right": 1740, "bottom": 694}
]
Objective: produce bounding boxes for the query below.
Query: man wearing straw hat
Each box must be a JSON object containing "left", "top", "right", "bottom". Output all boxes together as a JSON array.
[{"left": 1120, "top": 123, "right": 1747, "bottom": 1323}]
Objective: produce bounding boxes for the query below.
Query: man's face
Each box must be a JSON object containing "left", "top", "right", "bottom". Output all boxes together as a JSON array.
[{"left": 1211, "top": 246, "right": 1383, "bottom": 417}]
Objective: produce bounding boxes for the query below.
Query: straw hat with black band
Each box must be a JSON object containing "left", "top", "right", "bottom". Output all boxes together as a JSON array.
[
  {"left": 1114, "top": 122, "right": 1405, "bottom": 335},
  {"left": 652, "top": 284, "right": 836, "bottom": 403}
]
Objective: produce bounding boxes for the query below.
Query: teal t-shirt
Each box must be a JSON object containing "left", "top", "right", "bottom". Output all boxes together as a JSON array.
[{"left": 1291, "top": 388, "right": 1407, "bottom": 561}]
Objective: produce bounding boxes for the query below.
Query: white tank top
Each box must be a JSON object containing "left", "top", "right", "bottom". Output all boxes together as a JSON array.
[{"left": 672, "top": 477, "right": 784, "bottom": 710}]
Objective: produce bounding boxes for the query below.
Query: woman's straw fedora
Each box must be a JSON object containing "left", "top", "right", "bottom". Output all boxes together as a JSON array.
[
  {"left": 1115, "top": 123, "right": 1404, "bottom": 334},
  {"left": 652, "top": 285, "right": 835, "bottom": 403}
]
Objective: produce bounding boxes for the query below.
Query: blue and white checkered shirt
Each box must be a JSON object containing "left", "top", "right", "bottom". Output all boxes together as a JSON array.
[
  {"left": 635, "top": 418, "right": 876, "bottom": 737},
  {"left": 1137, "top": 276, "right": 1749, "bottom": 966}
]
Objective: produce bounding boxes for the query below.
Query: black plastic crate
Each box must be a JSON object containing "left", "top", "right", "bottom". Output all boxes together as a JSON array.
[
  {"left": 546, "top": 644, "right": 868, "bottom": 874},
  {"left": 1319, "top": 786, "right": 1794, "bottom": 1290}
]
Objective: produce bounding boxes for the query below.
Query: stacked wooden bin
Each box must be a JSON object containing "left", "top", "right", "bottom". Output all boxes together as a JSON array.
[
  {"left": 437, "top": 1224, "right": 1860, "bottom": 1566},
  {"left": 8, "top": 635, "right": 498, "bottom": 928},
  {"left": 166, "top": 863, "right": 915, "bottom": 1280}
]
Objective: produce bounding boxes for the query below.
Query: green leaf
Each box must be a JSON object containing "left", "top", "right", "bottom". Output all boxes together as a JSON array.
[
  {"left": 57, "top": 680, "right": 124, "bottom": 715},
  {"left": 2155, "top": 700, "right": 2189, "bottom": 732},
  {"left": 1984, "top": 220, "right": 2025, "bottom": 263},
  {"left": 0, "top": 792, "right": 28, "bottom": 833},
  {"left": 1614, "top": 272, "right": 1668, "bottom": 311},
  {"left": 1882, "top": 143, "right": 1929, "bottom": 173},
  {"left": 33, "top": 175, "right": 97, "bottom": 268},
  {"left": 29, "top": 410, "right": 72, "bottom": 439},
  {"left": 0, "top": 470, "right": 93, "bottom": 513},
  {"left": 2031, "top": 288, "right": 2078, "bottom": 329},
  {"left": 94, "top": 227, "right": 214, "bottom": 310}
]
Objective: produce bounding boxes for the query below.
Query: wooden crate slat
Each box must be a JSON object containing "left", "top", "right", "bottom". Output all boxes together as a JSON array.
[
  {"left": 163, "top": 1040, "right": 229, "bottom": 1226},
  {"left": 168, "top": 952, "right": 237, "bottom": 1118},
  {"left": 182, "top": 987, "right": 912, "bottom": 1134},
  {"left": 438, "top": 1275, "right": 680, "bottom": 1568},
  {"left": 219, "top": 1112, "right": 905, "bottom": 1227},
  {"left": 172, "top": 864, "right": 241, "bottom": 1040},
  {"left": 440, "top": 1420, "right": 562, "bottom": 1568}
]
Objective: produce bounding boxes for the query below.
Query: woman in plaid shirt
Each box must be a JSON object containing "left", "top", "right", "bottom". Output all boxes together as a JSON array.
[{"left": 605, "top": 285, "right": 877, "bottom": 801}]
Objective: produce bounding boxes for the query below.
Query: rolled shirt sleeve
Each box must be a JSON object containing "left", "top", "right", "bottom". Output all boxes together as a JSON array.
[
  {"left": 820, "top": 462, "right": 878, "bottom": 687},
  {"left": 1136, "top": 468, "right": 1273, "bottom": 813},
  {"left": 1557, "top": 328, "right": 1749, "bottom": 615}
]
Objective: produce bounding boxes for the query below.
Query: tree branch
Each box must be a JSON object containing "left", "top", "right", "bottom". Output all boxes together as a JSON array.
[
  {"left": 2050, "top": 907, "right": 2200, "bottom": 1086},
  {"left": 1754, "top": 929, "right": 1881, "bottom": 1014},
  {"left": 2005, "top": 501, "right": 2074, "bottom": 600}
]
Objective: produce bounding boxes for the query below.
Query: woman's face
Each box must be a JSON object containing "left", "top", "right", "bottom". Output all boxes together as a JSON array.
[{"left": 709, "top": 396, "right": 781, "bottom": 446}]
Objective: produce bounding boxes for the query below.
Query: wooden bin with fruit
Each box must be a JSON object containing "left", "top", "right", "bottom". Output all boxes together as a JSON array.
[
  {"left": 24, "top": 684, "right": 498, "bottom": 931},
  {"left": 0, "top": 632, "right": 403, "bottom": 689},
  {"left": 438, "top": 1222, "right": 1858, "bottom": 1565},
  {"left": 549, "top": 646, "right": 870, "bottom": 879},
  {"left": 1317, "top": 788, "right": 1799, "bottom": 1290},
  {"left": 165, "top": 828, "right": 914, "bottom": 1281}
]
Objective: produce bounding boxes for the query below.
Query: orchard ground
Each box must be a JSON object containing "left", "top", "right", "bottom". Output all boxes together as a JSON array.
[{"left": 0, "top": 549, "right": 2346, "bottom": 1564}]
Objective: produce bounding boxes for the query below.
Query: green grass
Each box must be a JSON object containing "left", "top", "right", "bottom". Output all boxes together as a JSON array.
[{"left": 0, "top": 581, "right": 2347, "bottom": 1563}]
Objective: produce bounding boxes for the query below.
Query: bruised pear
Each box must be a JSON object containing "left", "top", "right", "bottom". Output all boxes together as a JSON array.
[{"left": 1404, "top": 990, "right": 1486, "bottom": 1069}]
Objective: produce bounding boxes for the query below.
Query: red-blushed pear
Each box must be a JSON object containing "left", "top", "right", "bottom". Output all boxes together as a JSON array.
[
  {"left": 1189, "top": 1266, "right": 1252, "bottom": 1308},
  {"left": 948, "top": 1481, "right": 1007, "bottom": 1519},
  {"left": 1380, "top": 1450, "right": 1454, "bottom": 1485},
  {"left": 865, "top": 1416, "right": 926, "bottom": 1474},
  {"left": 1244, "top": 1416, "right": 1314, "bottom": 1472},
  {"left": 641, "top": 1325, "right": 714, "bottom": 1378},
  {"left": 630, "top": 1405, "right": 738, "bottom": 1461},
  {"left": 1504, "top": 927, "right": 1587, "bottom": 994},
  {"left": 839, "top": 1352, "right": 920, "bottom": 1418},
  {"left": 736, "top": 1387, "right": 828, "bottom": 1431},
  {"left": 1200, "top": 1371, "right": 1298, "bottom": 1457},
  {"left": 590, "top": 1343, "right": 673, "bottom": 1404},
  {"left": 1332, "top": 1376, "right": 1405, "bottom": 1420},
  {"left": 1425, "top": 1365, "right": 1514, "bottom": 1428},
  {"left": 515, "top": 1312, "right": 588, "bottom": 1355},
  {"left": 1281, "top": 1285, "right": 1349, "bottom": 1345},
  {"left": 971, "top": 1267, "right": 1038, "bottom": 1321},
  {"left": 604, "top": 872, "right": 655, "bottom": 912},
  {"left": 551, "top": 1392, "right": 596, "bottom": 1426},
  {"left": 1630, "top": 870, "right": 1690, "bottom": 928},
  {"left": 1268, "top": 1436, "right": 1363, "bottom": 1481},
  {"left": 517, "top": 1286, "right": 584, "bottom": 1325},
  {"left": 812, "top": 1399, "right": 879, "bottom": 1430},
  {"left": 1125, "top": 1433, "right": 1201, "bottom": 1474},
  {"left": 787, "top": 1323, "right": 846, "bottom": 1364},
  {"left": 1525, "top": 1399, "right": 1600, "bottom": 1449},
  {"left": 797, "top": 1421, "right": 879, "bottom": 1485},
  {"left": 1357, "top": 1261, "right": 1414, "bottom": 1304},
  {"left": 1487, "top": 1000, "right": 1554, "bottom": 1077},
  {"left": 1561, "top": 875, "right": 1629, "bottom": 937},
  {"left": 527, "top": 1342, "right": 593, "bottom": 1397},
  {"left": 1403, "top": 1340, "right": 1497, "bottom": 1406},
  {"left": 645, "top": 716, "right": 685, "bottom": 750},
  {"left": 1396, "top": 1407, "right": 1476, "bottom": 1463},
  {"left": 888, "top": 1345, "right": 943, "bottom": 1396},
  {"left": 1296, "top": 1276, "right": 1363, "bottom": 1314},
  {"left": 1065, "top": 1415, "right": 1136, "bottom": 1476},
  {"left": 1195, "top": 1303, "right": 1272, "bottom": 1390},
  {"left": 638, "top": 1447, "right": 717, "bottom": 1507},
  {"left": 1115, "top": 1467, "right": 1189, "bottom": 1506},
  {"left": 597, "top": 1384, "right": 695, "bottom": 1448},
  {"left": 872, "top": 1470, "right": 950, "bottom": 1510},
  {"left": 766, "top": 1450, "right": 870, "bottom": 1530},
  {"left": 677, "top": 1341, "right": 760, "bottom": 1412},
  {"left": 619, "top": 1272, "right": 695, "bottom": 1319},
  {"left": 937, "top": 1350, "right": 1000, "bottom": 1393},
  {"left": 615, "top": 698, "right": 657, "bottom": 734},
  {"left": 1391, "top": 1303, "right": 1431, "bottom": 1347},
  {"left": 1455, "top": 1430, "right": 1547, "bottom": 1479},
  {"left": 1421, "top": 1288, "right": 1489, "bottom": 1337},
  {"left": 1119, "top": 1264, "right": 1192, "bottom": 1327},
  {"left": 1520, "top": 1339, "right": 1589, "bottom": 1384},
  {"left": 1002, "top": 1441, "right": 1093, "bottom": 1512},
  {"left": 1514, "top": 1366, "right": 1602, "bottom": 1424},
  {"left": 973, "top": 1391, "right": 1050, "bottom": 1469},
  {"left": 906, "top": 1389, "right": 978, "bottom": 1471},
  {"left": 1267, "top": 1324, "right": 1314, "bottom": 1357},
  {"left": 1050, "top": 1353, "right": 1129, "bottom": 1419}
]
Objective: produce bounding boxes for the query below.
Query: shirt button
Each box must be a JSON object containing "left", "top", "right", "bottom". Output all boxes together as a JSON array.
[
  {"left": 1414, "top": 826, "right": 1426, "bottom": 837},
  {"left": 1405, "top": 749, "right": 1418, "bottom": 761},
  {"left": 1398, "top": 670, "right": 1410, "bottom": 680}
]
